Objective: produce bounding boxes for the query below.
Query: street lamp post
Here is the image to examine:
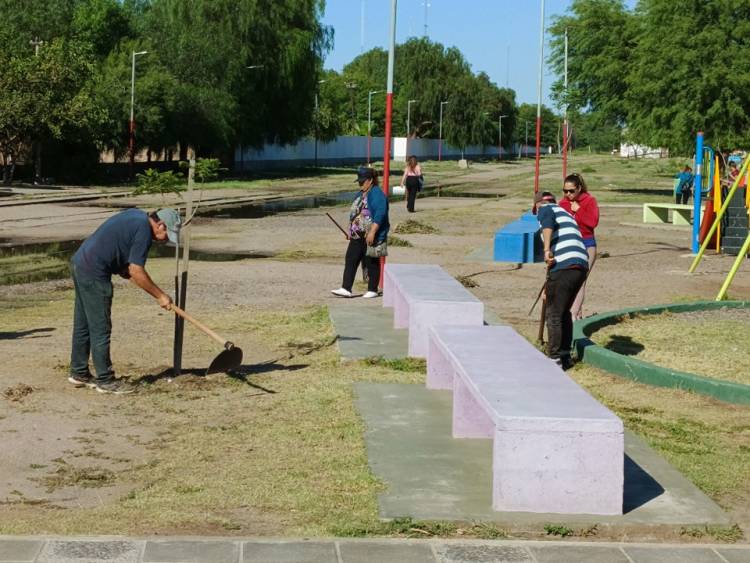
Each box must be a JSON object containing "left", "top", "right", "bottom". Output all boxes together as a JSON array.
[
  {"left": 498, "top": 114, "right": 507, "bottom": 161},
  {"left": 314, "top": 79, "right": 327, "bottom": 168},
  {"left": 406, "top": 99, "right": 416, "bottom": 157},
  {"left": 438, "top": 100, "right": 448, "bottom": 161},
  {"left": 129, "top": 50, "right": 148, "bottom": 181},
  {"left": 367, "top": 89, "right": 382, "bottom": 164},
  {"left": 524, "top": 120, "right": 529, "bottom": 158}
]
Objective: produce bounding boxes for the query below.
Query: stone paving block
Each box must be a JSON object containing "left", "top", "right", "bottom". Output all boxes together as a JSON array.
[
  {"left": 339, "top": 541, "right": 435, "bottom": 563},
  {"left": 0, "top": 539, "right": 43, "bottom": 562},
  {"left": 37, "top": 540, "right": 140, "bottom": 563},
  {"left": 435, "top": 543, "right": 532, "bottom": 563},
  {"left": 242, "top": 541, "right": 336, "bottom": 563},
  {"left": 623, "top": 546, "right": 724, "bottom": 562},
  {"left": 143, "top": 540, "right": 238, "bottom": 563},
  {"left": 715, "top": 548, "right": 750, "bottom": 563},
  {"left": 530, "top": 545, "right": 630, "bottom": 563}
]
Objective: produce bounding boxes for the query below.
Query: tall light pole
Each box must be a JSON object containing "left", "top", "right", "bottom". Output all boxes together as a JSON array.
[
  {"left": 406, "top": 99, "right": 417, "bottom": 156},
  {"left": 525, "top": 120, "right": 529, "bottom": 158},
  {"left": 422, "top": 0, "right": 430, "bottom": 37},
  {"left": 367, "top": 89, "right": 382, "bottom": 164},
  {"left": 314, "top": 79, "right": 327, "bottom": 168},
  {"left": 438, "top": 100, "right": 448, "bottom": 161},
  {"left": 533, "top": 0, "right": 546, "bottom": 195},
  {"left": 381, "top": 0, "right": 398, "bottom": 290},
  {"left": 498, "top": 114, "right": 507, "bottom": 161},
  {"left": 30, "top": 37, "right": 45, "bottom": 184},
  {"left": 562, "top": 27, "right": 569, "bottom": 179},
  {"left": 129, "top": 49, "right": 148, "bottom": 181}
]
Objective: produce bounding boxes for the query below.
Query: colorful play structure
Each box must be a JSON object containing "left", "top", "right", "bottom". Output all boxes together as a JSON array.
[{"left": 689, "top": 132, "right": 750, "bottom": 300}]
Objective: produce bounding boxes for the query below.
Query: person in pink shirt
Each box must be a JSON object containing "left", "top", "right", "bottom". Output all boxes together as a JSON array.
[
  {"left": 558, "top": 172, "right": 599, "bottom": 320},
  {"left": 399, "top": 155, "right": 423, "bottom": 212}
]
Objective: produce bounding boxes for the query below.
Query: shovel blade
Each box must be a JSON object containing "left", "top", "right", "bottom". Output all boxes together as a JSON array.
[{"left": 206, "top": 347, "right": 243, "bottom": 375}]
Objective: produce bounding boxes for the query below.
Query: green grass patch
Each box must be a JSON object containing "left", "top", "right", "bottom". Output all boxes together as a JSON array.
[
  {"left": 592, "top": 309, "right": 750, "bottom": 385},
  {"left": 362, "top": 357, "right": 426, "bottom": 373},
  {"left": 0, "top": 253, "right": 69, "bottom": 285},
  {"left": 569, "top": 363, "right": 750, "bottom": 513}
]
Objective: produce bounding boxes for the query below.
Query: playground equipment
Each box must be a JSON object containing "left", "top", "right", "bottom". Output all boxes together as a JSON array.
[{"left": 689, "top": 148, "right": 750, "bottom": 300}]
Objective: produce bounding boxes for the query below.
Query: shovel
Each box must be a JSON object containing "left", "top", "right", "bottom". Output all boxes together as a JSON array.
[{"left": 170, "top": 305, "right": 243, "bottom": 375}]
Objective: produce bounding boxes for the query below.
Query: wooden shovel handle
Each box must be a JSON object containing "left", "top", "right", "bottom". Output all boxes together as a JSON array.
[{"left": 171, "top": 305, "right": 227, "bottom": 348}]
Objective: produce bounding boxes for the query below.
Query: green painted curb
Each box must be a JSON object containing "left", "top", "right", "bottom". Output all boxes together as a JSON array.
[{"left": 573, "top": 300, "right": 750, "bottom": 405}]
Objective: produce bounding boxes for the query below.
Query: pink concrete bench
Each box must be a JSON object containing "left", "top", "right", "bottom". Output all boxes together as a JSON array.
[
  {"left": 427, "top": 325, "right": 624, "bottom": 515},
  {"left": 382, "top": 264, "right": 484, "bottom": 358}
]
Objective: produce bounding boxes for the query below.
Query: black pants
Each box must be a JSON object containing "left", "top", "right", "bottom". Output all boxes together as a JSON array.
[
  {"left": 676, "top": 191, "right": 690, "bottom": 204},
  {"left": 405, "top": 176, "right": 420, "bottom": 212},
  {"left": 545, "top": 268, "right": 587, "bottom": 360},
  {"left": 342, "top": 238, "right": 380, "bottom": 292}
]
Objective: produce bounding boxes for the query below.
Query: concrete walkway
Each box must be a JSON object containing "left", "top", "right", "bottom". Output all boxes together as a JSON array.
[{"left": 1, "top": 536, "right": 747, "bottom": 562}]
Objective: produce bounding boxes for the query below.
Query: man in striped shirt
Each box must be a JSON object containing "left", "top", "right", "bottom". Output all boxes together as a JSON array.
[{"left": 535, "top": 191, "right": 589, "bottom": 370}]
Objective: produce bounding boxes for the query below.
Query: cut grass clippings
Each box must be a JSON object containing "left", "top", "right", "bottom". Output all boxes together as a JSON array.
[
  {"left": 592, "top": 309, "right": 750, "bottom": 385},
  {"left": 393, "top": 219, "right": 440, "bottom": 235}
]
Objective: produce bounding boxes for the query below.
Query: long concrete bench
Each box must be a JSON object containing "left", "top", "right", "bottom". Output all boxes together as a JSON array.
[
  {"left": 427, "top": 325, "right": 624, "bottom": 515},
  {"left": 383, "top": 264, "right": 484, "bottom": 357},
  {"left": 643, "top": 202, "right": 703, "bottom": 226}
]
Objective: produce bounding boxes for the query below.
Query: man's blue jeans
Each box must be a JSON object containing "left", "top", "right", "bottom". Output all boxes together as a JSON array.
[{"left": 70, "top": 263, "right": 114, "bottom": 382}]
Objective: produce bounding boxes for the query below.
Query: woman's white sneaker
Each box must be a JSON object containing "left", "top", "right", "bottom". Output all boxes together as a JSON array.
[
  {"left": 362, "top": 291, "right": 379, "bottom": 299},
  {"left": 331, "top": 288, "right": 353, "bottom": 298}
]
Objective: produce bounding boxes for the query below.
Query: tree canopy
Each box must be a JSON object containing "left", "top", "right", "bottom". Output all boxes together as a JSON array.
[{"left": 549, "top": 0, "right": 750, "bottom": 154}]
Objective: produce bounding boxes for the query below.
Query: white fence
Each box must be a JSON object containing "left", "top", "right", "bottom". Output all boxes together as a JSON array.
[{"left": 235, "top": 135, "right": 536, "bottom": 170}]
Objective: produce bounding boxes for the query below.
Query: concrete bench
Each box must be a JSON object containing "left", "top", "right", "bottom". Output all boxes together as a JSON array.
[
  {"left": 643, "top": 203, "right": 702, "bottom": 226},
  {"left": 383, "top": 264, "right": 484, "bottom": 358},
  {"left": 427, "top": 325, "right": 624, "bottom": 515}
]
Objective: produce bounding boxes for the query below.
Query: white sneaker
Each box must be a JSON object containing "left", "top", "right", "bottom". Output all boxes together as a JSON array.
[
  {"left": 362, "top": 291, "right": 379, "bottom": 299},
  {"left": 331, "top": 288, "right": 353, "bottom": 298}
]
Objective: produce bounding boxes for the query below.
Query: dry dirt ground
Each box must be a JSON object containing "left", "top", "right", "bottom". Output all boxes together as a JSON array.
[{"left": 1, "top": 159, "right": 748, "bottom": 536}]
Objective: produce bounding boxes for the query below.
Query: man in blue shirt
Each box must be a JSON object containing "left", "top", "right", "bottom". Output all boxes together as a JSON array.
[
  {"left": 536, "top": 192, "right": 589, "bottom": 370},
  {"left": 69, "top": 208, "right": 180, "bottom": 394}
]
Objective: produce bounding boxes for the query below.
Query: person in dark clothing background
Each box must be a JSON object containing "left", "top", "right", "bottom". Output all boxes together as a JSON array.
[{"left": 69, "top": 207, "right": 180, "bottom": 394}]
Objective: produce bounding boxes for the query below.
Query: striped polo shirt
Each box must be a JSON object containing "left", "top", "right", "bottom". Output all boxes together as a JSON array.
[{"left": 537, "top": 203, "right": 589, "bottom": 272}]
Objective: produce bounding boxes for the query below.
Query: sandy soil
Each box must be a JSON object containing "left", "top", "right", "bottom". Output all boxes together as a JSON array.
[{"left": 1, "top": 160, "right": 748, "bottom": 534}]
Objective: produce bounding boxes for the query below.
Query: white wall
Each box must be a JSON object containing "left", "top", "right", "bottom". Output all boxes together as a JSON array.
[{"left": 235, "top": 135, "right": 530, "bottom": 170}]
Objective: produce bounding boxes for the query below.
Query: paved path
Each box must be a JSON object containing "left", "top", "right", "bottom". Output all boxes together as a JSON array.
[{"left": 1, "top": 536, "right": 747, "bottom": 562}]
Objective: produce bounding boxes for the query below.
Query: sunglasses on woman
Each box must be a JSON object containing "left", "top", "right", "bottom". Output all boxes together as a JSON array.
[{"left": 563, "top": 188, "right": 577, "bottom": 194}]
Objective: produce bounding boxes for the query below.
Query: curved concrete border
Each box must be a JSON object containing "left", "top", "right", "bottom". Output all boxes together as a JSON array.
[{"left": 573, "top": 300, "right": 750, "bottom": 405}]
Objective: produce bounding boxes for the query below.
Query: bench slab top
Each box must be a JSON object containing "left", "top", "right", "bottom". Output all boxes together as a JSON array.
[
  {"left": 643, "top": 203, "right": 695, "bottom": 209},
  {"left": 386, "top": 264, "right": 481, "bottom": 303},
  {"left": 431, "top": 325, "right": 622, "bottom": 433}
]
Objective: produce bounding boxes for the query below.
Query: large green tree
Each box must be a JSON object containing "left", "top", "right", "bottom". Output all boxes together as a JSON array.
[
  {"left": 333, "top": 38, "right": 517, "bottom": 150},
  {"left": 140, "top": 0, "right": 332, "bottom": 155},
  {"left": 548, "top": 0, "right": 634, "bottom": 126},
  {"left": 625, "top": 0, "right": 750, "bottom": 153}
]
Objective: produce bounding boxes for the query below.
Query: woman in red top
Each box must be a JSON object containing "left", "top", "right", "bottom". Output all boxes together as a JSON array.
[{"left": 559, "top": 173, "right": 599, "bottom": 320}]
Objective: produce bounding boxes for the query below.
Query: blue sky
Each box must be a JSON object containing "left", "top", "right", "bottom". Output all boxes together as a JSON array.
[{"left": 321, "top": 0, "right": 637, "bottom": 108}]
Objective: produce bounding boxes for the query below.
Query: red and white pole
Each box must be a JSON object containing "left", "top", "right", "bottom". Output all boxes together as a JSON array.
[
  {"left": 380, "top": 0, "right": 397, "bottom": 287},
  {"left": 533, "top": 0, "right": 545, "bottom": 196}
]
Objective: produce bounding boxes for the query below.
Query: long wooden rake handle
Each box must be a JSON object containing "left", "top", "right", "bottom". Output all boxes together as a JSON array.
[{"left": 171, "top": 305, "right": 231, "bottom": 349}]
